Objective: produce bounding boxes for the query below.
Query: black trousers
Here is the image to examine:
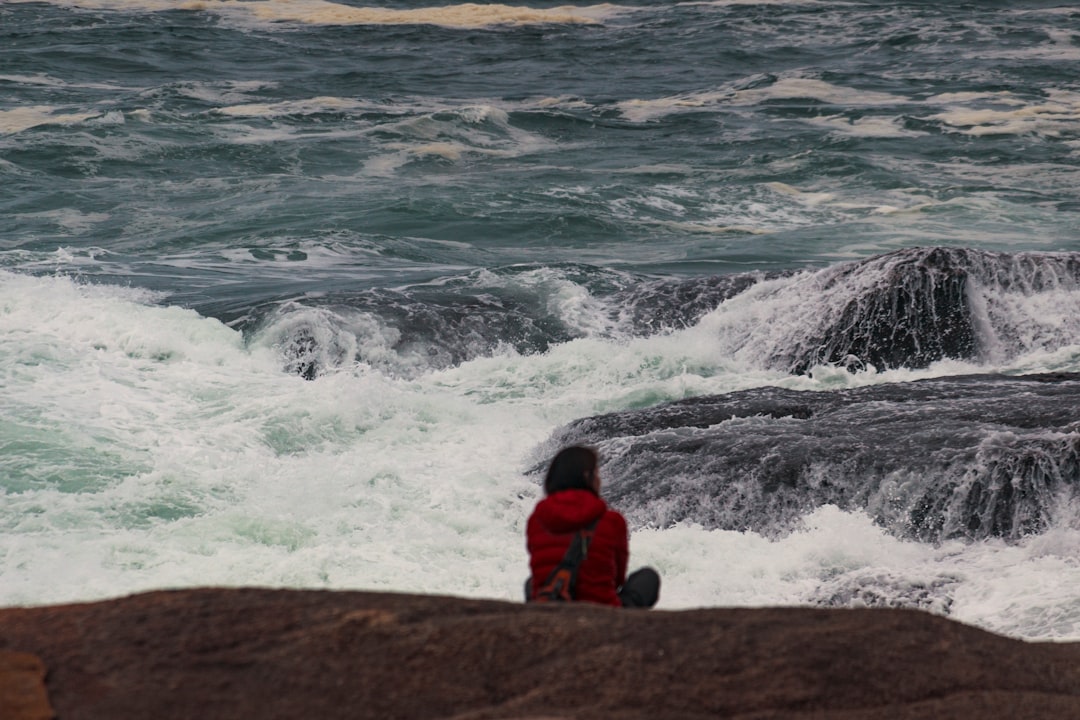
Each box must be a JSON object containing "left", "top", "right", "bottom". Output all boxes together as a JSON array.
[
  {"left": 525, "top": 567, "right": 660, "bottom": 608},
  {"left": 618, "top": 567, "right": 660, "bottom": 608}
]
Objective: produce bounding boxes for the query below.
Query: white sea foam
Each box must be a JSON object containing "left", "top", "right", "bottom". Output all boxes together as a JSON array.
[
  {"left": 3, "top": 270, "right": 1080, "bottom": 641},
  {"left": 964, "top": 28, "right": 1080, "bottom": 62},
  {"left": 216, "top": 96, "right": 365, "bottom": 118},
  {"left": 0, "top": 105, "right": 103, "bottom": 134},
  {"left": 12, "top": 209, "right": 111, "bottom": 234},
  {"left": 927, "top": 89, "right": 1080, "bottom": 137},
  {"left": 0, "top": 74, "right": 134, "bottom": 92},
  {"left": 12, "top": 0, "right": 624, "bottom": 28},
  {"left": 617, "top": 80, "right": 1080, "bottom": 143},
  {"left": 617, "top": 90, "right": 735, "bottom": 123},
  {"left": 662, "top": 181, "right": 854, "bottom": 235},
  {"left": 617, "top": 78, "right": 904, "bottom": 123},
  {"left": 640, "top": 506, "right": 1080, "bottom": 640},
  {"left": 0, "top": 73, "right": 73, "bottom": 87},
  {"left": 237, "top": 1, "right": 622, "bottom": 28},
  {"left": 361, "top": 104, "right": 555, "bottom": 175},
  {"left": 803, "top": 114, "right": 924, "bottom": 138},
  {"left": 6, "top": 0, "right": 207, "bottom": 11},
  {"left": 676, "top": 0, "right": 831, "bottom": 5},
  {"left": 736, "top": 78, "right": 902, "bottom": 107},
  {"left": 926, "top": 91, "right": 1028, "bottom": 107},
  {"left": 176, "top": 80, "right": 277, "bottom": 105}
]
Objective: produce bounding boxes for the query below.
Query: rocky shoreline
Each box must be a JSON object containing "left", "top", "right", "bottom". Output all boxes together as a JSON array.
[{"left": 3, "top": 588, "right": 1080, "bottom": 719}]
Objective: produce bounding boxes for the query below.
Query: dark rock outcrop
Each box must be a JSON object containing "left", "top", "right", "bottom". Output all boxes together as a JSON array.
[
  {"left": 253, "top": 265, "right": 769, "bottom": 379},
  {"left": 242, "top": 247, "right": 1080, "bottom": 379},
  {"left": 541, "top": 372, "right": 1080, "bottom": 541},
  {"left": 3, "top": 588, "right": 1080, "bottom": 720},
  {"left": 761, "top": 246, "right": 1080, "bottom": 374},
  {"left": 783, "top": 247, "right": 978, "bottom": 373}
]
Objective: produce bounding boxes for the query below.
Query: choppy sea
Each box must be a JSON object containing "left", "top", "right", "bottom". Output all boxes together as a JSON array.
[{"left": 4, "top": 0, "right": 1080, "bottom": 641}]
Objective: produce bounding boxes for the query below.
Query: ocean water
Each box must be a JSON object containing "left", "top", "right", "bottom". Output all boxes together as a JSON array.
[{"left": 3, "top": 0, "right": 1080, "bottom": 641}]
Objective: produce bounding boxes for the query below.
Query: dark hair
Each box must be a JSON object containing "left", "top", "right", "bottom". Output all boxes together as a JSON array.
[{"left": 544, "top": 446, "right": 599, "bottom": 496}]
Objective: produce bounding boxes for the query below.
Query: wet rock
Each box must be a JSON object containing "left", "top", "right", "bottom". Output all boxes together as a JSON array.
[
  {"left": 786, "top": 246, "right": 979, "bottom": 373},
  {"left": 543, "top": 372, "right": 1080, "bottom": 541},
  {"left": 758, "top": 246, "right": 1080, "bottom": 374}
]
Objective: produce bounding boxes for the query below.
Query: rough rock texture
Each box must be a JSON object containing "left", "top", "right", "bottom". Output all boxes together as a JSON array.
[
  {"left": 541, "top": 372, "right": 1080, "bottom": 543},
  {"left": 784, "top": 246, "right": 980, "bottom": 374},
  {"left": 3, "top": 588, "right": 1080, "bottom": 719},
  {"left": 758, "top": 246, "right": 1080, "bottom": 374}
]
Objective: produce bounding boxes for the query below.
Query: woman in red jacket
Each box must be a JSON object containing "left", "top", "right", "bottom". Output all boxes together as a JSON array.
[{"left": 526, "top": 446, "right": 660, "bottom": 608}]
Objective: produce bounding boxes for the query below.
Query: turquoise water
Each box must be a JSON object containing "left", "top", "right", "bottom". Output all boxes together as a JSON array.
[{"left": 3, "top": 0, "right": 1080, "bottom": 640}]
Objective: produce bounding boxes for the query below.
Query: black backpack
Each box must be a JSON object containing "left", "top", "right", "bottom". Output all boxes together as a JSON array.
[{"left": 532, "top": 518, "right": 600, "bottom": 603}]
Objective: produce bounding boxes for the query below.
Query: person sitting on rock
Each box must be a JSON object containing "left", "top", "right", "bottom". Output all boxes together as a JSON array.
[{"left": 526, "top": 445, "right": 660, "bottom": 608}]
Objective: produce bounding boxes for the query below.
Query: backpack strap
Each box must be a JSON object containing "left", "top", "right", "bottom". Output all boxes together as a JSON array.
[{"left": 532, "top": 516, "right": 601, "bottom": 603}]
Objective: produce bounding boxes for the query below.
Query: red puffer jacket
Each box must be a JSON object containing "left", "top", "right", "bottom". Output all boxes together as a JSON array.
[{"left": 526, "top": 488, "right": 628, "bottom": 606}]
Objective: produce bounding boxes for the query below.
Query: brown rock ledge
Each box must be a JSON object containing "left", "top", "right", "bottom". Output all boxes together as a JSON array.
[
  {"left": 0, "top": 650, "right": 54, "bottom": 720},
  {"left": 2, "top": 588, "right": 1080, "bottom": 719}
]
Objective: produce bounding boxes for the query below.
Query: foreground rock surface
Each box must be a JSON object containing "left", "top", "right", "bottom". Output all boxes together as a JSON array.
[
  {"left": 3, "top": 588, "right": 1080, "bottom": 720},
  {"left": 0, "top": 650, "right": 53, "bottom": 720}
]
